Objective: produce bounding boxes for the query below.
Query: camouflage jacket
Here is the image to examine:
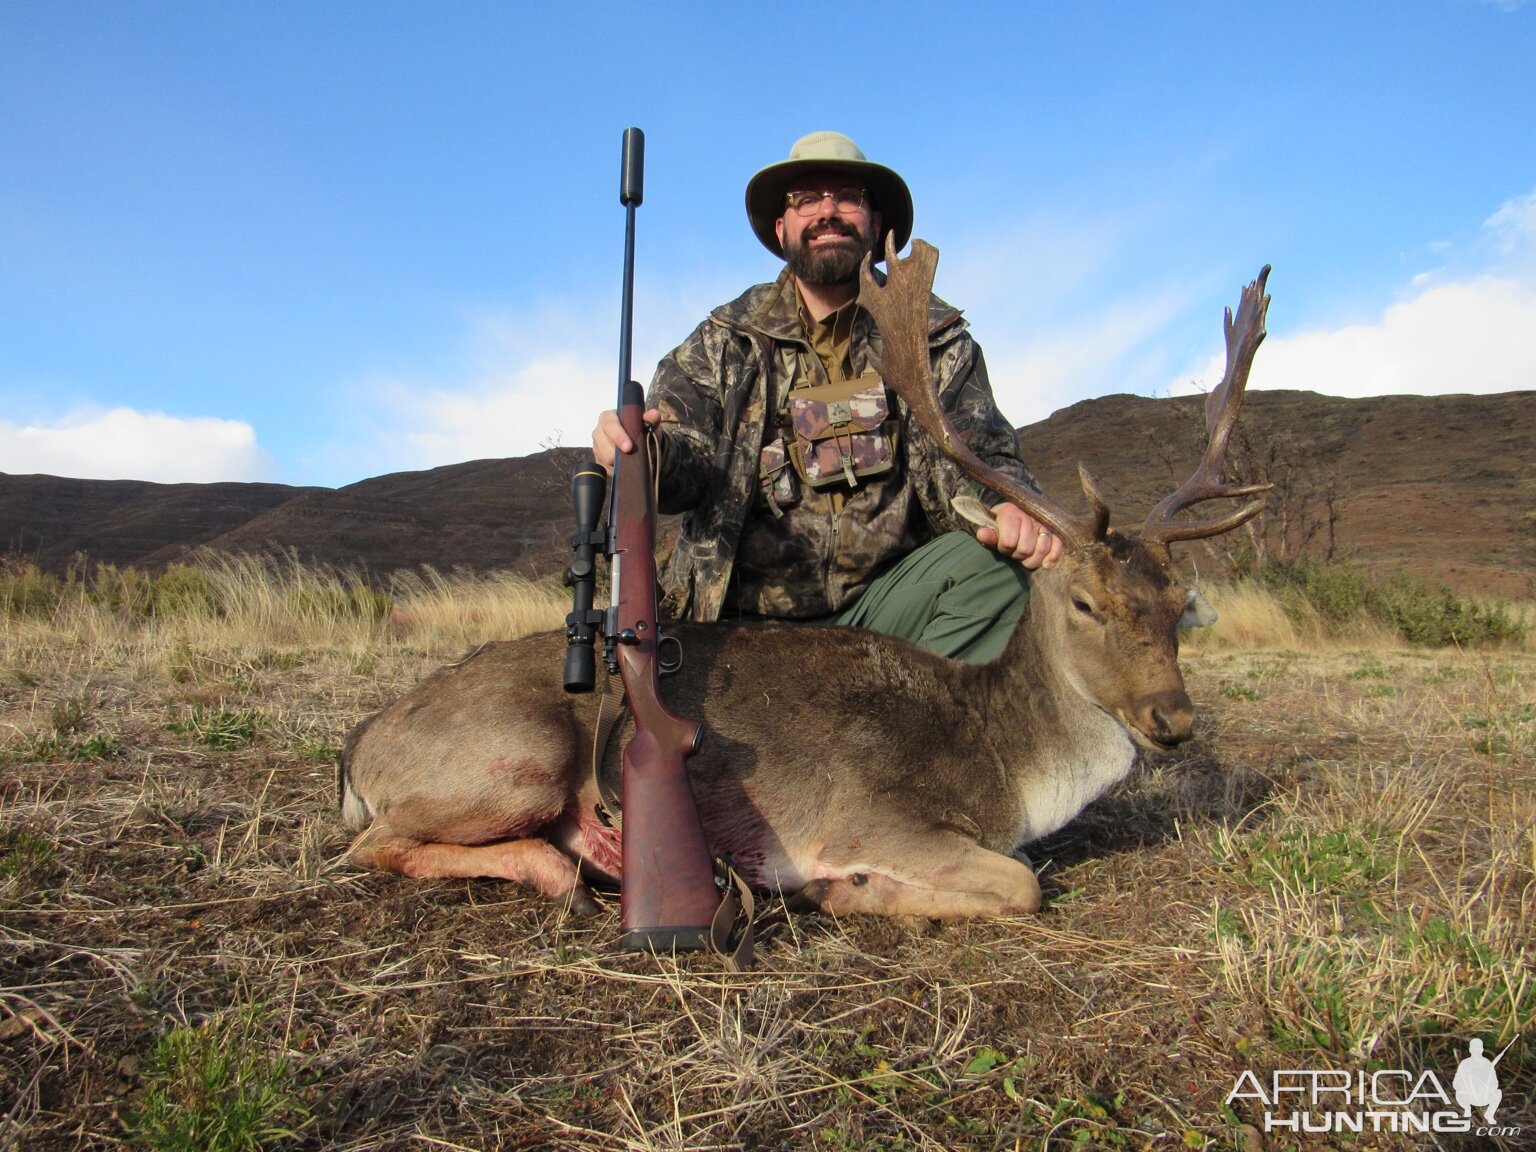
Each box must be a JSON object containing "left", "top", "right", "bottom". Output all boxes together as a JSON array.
[{"left": 650, "top": 266, "right": 1039, "bottom": 623}]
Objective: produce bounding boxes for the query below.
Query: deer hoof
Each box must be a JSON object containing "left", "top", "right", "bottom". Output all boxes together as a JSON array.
[
  {"left": 788, "top": 880, "right": 830, "bottom": 912},
  {"left": 562, "top": 885, "right": 602, "bottom": 917}
]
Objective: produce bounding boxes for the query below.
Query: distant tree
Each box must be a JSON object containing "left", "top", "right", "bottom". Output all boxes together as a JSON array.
[{"left": 1146, "top": 396, "right": 1344, "bottom": 580}]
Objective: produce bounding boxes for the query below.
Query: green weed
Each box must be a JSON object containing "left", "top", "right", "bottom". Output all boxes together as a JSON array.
[
  {"left": 0, "top": 825, "right": 61, "bottom": 906},
  {"left": 74, "top": 733, "right": 126, "bottom": 759},
  {"left": 1346, "top": 658, "right": 1391, "bottom": 680},
  {"left": 2, "top": 731, "right": 125, "bottom": 763},
  {"left": 1031, "top": 1092, "right": 1138, "bottom": 1148},
  {"left": 50, "top": 694, "right": 93, "bottom": 735},
  {"left": 291, "top": 737, "right": 338, "bottom": 763},
  {"left": 128, "top": 1005, "right": 307, "bottom": 1151},
  {"left": 0, "top": 828, "right": 57, "bottom": 880},
  {"left": 1211, "top": 824, "right": 1390, "bottom": 896},
  {"left": 170, "top": 707, "right": 263, "bottom": 749}
]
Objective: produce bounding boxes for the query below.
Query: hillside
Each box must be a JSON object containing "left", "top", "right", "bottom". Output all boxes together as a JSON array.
[
  {"left": 0, "top": 475, "right": 313, "bottom": 571},
  {"left": 1018, "top": 390, "right": 1535, "bottom": 597},
  {"left": 3, "top": 390, "right": 1532, "bottom": 596}
]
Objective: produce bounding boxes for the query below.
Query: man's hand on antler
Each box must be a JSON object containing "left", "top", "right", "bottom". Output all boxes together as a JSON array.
[{"left": 977, "top": 503, "right": 1064, "bottom": 570}]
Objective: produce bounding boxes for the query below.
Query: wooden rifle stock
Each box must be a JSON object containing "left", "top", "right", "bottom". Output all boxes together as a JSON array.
[
  {"left": 602, "top": 128, "right": 726, "bottom": 954},
  {"left": 610, "top": 382, "right": 722, "bottom": 951}
]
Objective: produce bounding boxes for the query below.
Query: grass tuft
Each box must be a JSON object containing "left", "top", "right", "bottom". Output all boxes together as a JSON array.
[
  {"left": 128, "top": 1005, "right": 308, "bottom": 1152},
  {"left": 169, "top": 706, "right": 264, "bottom": 749}
]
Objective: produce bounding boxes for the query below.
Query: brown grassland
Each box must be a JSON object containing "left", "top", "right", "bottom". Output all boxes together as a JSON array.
[{"left": 0, "top": 556, "right": 1531, "bottom": 1151}]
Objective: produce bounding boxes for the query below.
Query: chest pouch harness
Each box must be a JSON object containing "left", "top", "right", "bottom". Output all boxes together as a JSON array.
[{"left": 758, "top": 370, "right": 900, "bottom": 516}]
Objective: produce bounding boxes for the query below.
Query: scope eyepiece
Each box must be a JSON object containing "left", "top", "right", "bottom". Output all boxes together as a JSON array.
[{"left": 564, "top": 642, "right": 597, "bottom": 694}]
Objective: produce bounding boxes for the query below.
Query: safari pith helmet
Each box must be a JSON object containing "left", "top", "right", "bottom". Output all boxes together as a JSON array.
[{"left": 745, "top": 131, "right": 913, "bottom": 260}]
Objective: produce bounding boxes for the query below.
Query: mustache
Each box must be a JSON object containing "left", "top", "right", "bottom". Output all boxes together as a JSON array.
[{"left": 805, "top": 218, "right": 860, "bottom": 241}]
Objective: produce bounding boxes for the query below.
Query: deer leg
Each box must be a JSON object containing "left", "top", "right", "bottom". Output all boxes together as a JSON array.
[
  {"left": 347, "top": 825, "right": 601, "bottom": 915},
  {"left": 802, "top": 836, "right": 1041, "bottom": 919}
]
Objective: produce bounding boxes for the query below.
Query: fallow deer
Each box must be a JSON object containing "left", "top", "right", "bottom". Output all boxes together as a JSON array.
[{"left": 338, "top": 242, "right": 1272, "bottom": 921}]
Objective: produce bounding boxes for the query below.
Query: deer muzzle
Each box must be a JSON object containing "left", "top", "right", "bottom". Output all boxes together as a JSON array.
[{"left": 1131, "top": 689, "right": 1195, "bottom": 749}]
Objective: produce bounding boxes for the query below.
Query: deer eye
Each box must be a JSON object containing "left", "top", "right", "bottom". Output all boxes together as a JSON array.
[{"left": 1071, "top": 595, "right": 1096, "bottom": 617}]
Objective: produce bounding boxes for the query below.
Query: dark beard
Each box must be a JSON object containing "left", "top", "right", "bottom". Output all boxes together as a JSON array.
[{"left": 785, "top": 219, "right": 875, "bottom": 285}]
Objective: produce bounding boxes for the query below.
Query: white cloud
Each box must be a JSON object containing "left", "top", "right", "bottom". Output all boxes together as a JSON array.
[
  {"left": 341, "top": 269, "right": 749, "bottom": 478},
  {"left": 375, "top": 347, "right": 613, "bottom": 466},
  {"left": 1173, "top": 187, "right": 1536, "bottom": 401},
  {"left": 1485, "top": 188, "right": 1536, "bottom": 259},
  {"left": 983, "top": 288, "right": 1192, "bottom": 426},
  {"left": 940, "top": 211, "right": 1201, "bottom": 426},
  {"left": 0, "top": 407, "right": 275, "bottom": 483}
]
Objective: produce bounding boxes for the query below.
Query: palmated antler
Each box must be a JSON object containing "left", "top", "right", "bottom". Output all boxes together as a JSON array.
[
  {"left": 859, "top": 236, "right": 1103, "bottom": 551},
  {"left": 1140, "top": 266, "right": 1275, "bottom": 547}
]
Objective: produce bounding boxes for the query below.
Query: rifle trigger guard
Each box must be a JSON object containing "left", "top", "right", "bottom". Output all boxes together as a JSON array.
[{"left": 657, "top": 633, "right": 684, "bottom": 676}]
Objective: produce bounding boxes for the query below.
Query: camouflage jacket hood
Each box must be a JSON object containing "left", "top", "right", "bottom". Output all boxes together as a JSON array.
[{"left": 649, "top": 266, "right": 1039, "bottom": 623}]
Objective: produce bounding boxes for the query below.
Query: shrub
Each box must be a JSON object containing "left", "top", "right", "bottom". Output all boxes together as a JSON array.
[
  {"left": 151, "top": 565, "right": 222, "bottom": 618},
  {"left": 1258, "top": 559, "right": 1523, "bottom": 647},
  {"left": 88, "top": 564, "right": 157, "bottom": 615},
  {"left": 283, "top": 582, "right": 391, "bottom": 622},
  {"left": 0, "top": 560, "right": 65, "bottom": 617}
]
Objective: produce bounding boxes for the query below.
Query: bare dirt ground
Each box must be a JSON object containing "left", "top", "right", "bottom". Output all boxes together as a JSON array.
[{"left": 1, "top": 626, "right": 1531, "bottom": 1151}]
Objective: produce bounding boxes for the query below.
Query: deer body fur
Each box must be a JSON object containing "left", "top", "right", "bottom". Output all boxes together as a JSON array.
[{"left": 341, "top": 532, "right": 1198, "bottom": 919}]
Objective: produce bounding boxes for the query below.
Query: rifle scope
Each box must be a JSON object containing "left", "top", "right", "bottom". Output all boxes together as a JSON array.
[{"left": 562, "top": 461, "right": 608, "bottom": 693}]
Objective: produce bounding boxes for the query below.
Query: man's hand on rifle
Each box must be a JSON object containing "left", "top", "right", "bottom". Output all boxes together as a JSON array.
[{"left": 592, "top": 407, "right": 662, "bottom": 472}]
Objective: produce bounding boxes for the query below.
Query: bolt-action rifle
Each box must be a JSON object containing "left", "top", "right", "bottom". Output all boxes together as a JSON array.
[{"left": 562, "top": 128, "right": 751, "bottom": 964}]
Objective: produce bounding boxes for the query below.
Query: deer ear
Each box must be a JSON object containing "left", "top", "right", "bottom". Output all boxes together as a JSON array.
[
  {"left": 1177, "top": 589, "right": 1219, "bottom": 631},
  {"left": 951, "top": 495, "right": 997, "bottom": 530}
]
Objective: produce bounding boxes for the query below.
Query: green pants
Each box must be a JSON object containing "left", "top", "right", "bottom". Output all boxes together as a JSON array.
[{"left": 832, "top": 532, "right": 1030, "bottom": 663}]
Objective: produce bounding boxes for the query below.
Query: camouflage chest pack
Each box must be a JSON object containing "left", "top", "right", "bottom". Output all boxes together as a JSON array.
[{"left": 759, "top": 370, "right": 900, "bottom": 513}]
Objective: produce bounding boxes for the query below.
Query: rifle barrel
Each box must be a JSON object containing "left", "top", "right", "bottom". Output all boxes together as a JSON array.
[{"left": 616, "top": 127, "right": 643, "bottom": 409}]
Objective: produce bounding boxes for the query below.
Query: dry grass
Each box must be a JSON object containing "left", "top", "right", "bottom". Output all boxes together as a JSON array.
[
  {"left": 1183, "top": 581, "right": 1535, "bottom": 654},
  {"left": 1, "top": 564, "right": 1531, "bottom": 1151}
]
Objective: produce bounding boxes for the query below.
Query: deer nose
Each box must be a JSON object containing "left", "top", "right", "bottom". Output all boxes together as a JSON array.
[{"left": 1136, "top": 690, "right": 1194, "bottom": 747}]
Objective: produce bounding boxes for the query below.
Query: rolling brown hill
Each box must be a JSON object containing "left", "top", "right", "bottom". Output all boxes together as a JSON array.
[
  {"left": 140, "top": 451, "right": 589, "bottom": 577},
  {"left": 1018, "top": 390, "right": 1535, "bottom": 598},
  {"left": 3, "top": 390, "right": 1532, "bottom": 597},
  {"left": 0, "top": 475, "right": 315, "bottom": 571}
]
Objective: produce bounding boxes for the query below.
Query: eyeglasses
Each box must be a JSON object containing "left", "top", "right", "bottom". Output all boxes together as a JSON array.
[{"left": 784, "top": 187, "right": 868, "bottom": 217}]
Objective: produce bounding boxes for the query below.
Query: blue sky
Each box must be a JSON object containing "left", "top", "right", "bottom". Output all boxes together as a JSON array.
[{"left": 3, "top": 1, "right": 1534, "bottom": 487}]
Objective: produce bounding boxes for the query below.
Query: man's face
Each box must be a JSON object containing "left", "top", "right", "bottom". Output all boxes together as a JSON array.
[{"left": 774, "top": 170, "right": 882, "bottom": 287}]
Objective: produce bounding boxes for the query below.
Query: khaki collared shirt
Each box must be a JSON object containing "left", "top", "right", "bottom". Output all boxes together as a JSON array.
[
  {"left": 800, "top": 293, "right": 858, "bottom": 384},
  {"left": 726, "top": 282, "right": 918, "bottom": 618}
]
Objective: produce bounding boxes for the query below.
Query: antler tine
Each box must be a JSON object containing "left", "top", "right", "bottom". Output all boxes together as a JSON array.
[
  {"left": 860, "top": 236, "right": 1097, "bottom": 550},
  {"left": 1142, "top": 265, "right": 1275, "bottom": 546}
]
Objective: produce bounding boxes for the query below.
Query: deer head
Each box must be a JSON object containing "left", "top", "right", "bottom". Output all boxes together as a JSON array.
[{"left": 860, "top": 239, "right": 1273, "bottom": 749}]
